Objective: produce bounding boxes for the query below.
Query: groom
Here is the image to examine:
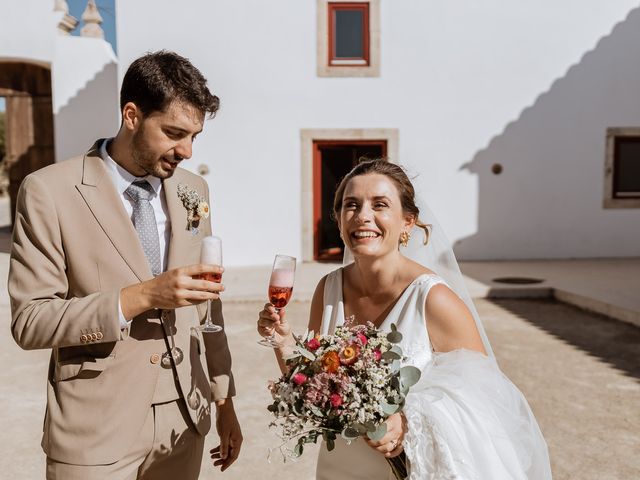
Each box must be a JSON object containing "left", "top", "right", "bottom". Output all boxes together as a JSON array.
[{"left": 9, "top": 51, "right": 242, "bottom": 479}]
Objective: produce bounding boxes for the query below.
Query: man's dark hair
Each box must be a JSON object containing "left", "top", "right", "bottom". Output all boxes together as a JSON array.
[{"left": 120, "top": 50, "right": 219, "bottom": 117}]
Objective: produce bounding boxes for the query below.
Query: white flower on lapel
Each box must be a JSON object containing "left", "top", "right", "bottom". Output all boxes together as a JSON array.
[
  {"left": 196, "top": 201, "right": 210, "bottom": 219},
  {"left": 177, "top": 183, "right": 209, "bottom": 233}
]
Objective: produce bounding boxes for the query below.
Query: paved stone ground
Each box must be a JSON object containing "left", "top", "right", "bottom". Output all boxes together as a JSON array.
[{"left": 2, "top": 296, "right": 639, "bottom": 479}]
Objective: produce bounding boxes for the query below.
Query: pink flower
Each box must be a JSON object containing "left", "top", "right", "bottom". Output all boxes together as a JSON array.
[
  {"left": 330, "top": 393, "right": 343, "bottom": 408},
  {"left": 373, "top": 349, "right": 382, "bottom": 362},
  {"left": 307, "top": 338, "right": 321, "bottom": 351},
  {"left": 357, "top": 333, "right": 368, "bottom": 346},
  {"left": 292, "top": 373, "right": 307, "bottom": 385}
]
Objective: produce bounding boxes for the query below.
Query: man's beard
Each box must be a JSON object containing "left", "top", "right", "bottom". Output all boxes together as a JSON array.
[{"left": 131, "top": 126, "right": 174, "bottom": 179}]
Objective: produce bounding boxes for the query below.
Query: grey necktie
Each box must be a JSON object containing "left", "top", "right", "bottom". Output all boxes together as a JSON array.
[{"left": 126, "top": 180, "right": 161, "bottom": 276}]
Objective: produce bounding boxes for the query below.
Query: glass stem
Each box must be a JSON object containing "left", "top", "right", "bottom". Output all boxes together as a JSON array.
[{"left": 205, "top": 299, "right": 212, "bottom": 327}]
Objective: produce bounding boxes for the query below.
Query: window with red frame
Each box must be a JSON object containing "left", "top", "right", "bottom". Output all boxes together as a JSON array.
[{"left": 328, "top": 2, "right": 370, "bottom": 66}]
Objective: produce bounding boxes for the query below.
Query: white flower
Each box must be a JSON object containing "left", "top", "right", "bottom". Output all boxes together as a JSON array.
[
  {"left": 197, "top": 201, "right": 210, "bottom": 219},
  {"left": 177, "top": 183, "right": 208, "bottom": 231}
]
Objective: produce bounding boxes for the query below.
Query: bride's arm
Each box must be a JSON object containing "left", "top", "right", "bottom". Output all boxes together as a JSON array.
[{"left": 425, "top": 284, "right": 487, "bottom": 354}]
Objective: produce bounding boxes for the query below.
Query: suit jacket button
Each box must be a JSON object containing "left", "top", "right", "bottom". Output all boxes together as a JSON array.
[
  {"left": 96, "top": 332, "right": 103, "bottom": 340},
  {"left": 90, "top": 333, "right": 98, "bottom": 341},
  {"left": 150, "top": 353, "right": 161, "bottom": 364},
  {"left": 80, "top": 334, "right": 88, "bottom": 343}
]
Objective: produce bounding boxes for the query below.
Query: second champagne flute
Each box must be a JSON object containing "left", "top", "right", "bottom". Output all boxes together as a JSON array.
[
  {"left": 259, "top": 254, "right": 296, "bottom": 347},
  {"left": 195, "top": 235, "right": 223, "bottom": 333}
]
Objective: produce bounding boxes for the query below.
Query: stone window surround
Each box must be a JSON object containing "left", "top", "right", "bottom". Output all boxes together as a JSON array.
[
  {"left": 603, "top": 127, "right": 640, "bottom": 209},
  {"left": 300, "top": 128, "right": 399, "bottom": 261},
  {"left": 317, "top": 0, "right": 380, "bottom": 78}
]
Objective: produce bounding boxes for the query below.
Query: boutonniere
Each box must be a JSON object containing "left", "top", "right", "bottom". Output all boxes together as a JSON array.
[{"left": 177, "top": 183, "right": 210, "bottom": 234}]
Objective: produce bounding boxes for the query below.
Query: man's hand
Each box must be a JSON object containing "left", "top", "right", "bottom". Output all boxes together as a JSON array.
[
  {"left": 120, "top": 264, "right": 224, "bottom": 319},
  {"left": 210, "top": 399, "right": 243, "bottom": 471}
]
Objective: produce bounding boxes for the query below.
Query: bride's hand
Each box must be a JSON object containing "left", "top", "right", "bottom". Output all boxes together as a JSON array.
[
  {"left": 365, "top": 412, "right": 407, "bottom": 458},
  {"left": 257, "top": 303, "right": 292, "bottom": 340}
]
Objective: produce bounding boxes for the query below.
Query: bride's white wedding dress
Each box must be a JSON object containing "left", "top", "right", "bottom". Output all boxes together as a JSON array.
[{"left": 315, "top": 268, "right": 552, "bottom": 480}]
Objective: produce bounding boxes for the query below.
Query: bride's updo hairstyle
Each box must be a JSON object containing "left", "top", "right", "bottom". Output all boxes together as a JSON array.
[{"left": 333, "top": 159, "right": 431, "bottom": 244}]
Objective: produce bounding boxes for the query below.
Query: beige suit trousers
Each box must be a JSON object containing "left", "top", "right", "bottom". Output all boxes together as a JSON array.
[{"left": 45, "top": 399, "right": 204, "bottom": 480}]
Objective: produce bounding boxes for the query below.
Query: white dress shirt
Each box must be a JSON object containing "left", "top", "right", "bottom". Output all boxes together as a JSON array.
[{"left": 100, "top": 139, "right": 172, "bottom": 327}]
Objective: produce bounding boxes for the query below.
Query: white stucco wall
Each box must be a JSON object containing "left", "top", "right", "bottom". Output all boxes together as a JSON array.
[
  {"left": 116, "top": 0, "right": 640, "bottom": 265},
  {"left": 0, "top": 3, "right": 58, "bottom": 65},
  {"left": 0, "top": 1, "right": 119, "bottom": 163},
  {"left": 53, "top": 35, "right": 120, "bottom": 161}
]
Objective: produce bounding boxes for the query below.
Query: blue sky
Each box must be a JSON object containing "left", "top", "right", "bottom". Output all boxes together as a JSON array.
[{"left": 68, "top": 0, "right": 117, "bottom": 53}]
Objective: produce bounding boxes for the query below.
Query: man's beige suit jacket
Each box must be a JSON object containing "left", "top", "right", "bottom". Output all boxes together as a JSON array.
[{"left": 9, "top": 141, "right": 235, "bottom": 465}]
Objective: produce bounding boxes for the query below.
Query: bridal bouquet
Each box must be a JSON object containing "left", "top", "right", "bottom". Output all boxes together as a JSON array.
[{"left": 267, "top": 323, "right": 420, "bottom": 479}]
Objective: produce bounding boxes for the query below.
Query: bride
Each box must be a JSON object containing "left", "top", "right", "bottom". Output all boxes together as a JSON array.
[{"left": 257, "top": 159, "right": 552, "bottom": 479}]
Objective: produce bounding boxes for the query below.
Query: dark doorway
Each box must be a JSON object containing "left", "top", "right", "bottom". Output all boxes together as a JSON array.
[
  {"left": 0, "top": 62, "right": 55, "bottom": 225},
  {"left": 313, "top": 140, "right": 386, "bottom": 261}
]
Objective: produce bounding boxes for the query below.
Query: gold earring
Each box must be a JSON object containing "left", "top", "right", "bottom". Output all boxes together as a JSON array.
[{"left": 399, "top": 231, "right": 410, "bottom": 247}]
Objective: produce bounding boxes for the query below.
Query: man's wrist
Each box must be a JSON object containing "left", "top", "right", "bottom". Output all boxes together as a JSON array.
[{"left": 120, "top": 281, "right": 153, "bottom": 319}]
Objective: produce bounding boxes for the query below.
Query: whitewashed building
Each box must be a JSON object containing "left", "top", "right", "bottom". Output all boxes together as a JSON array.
[{"left": 2, "top": 0, "right": 640, "bottom": 266}]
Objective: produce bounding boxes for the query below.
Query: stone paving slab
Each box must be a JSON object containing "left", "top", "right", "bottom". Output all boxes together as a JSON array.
[
  {"left": 462, "top": 259, "right": 640, "bottom": 327},
  {"left": 2, "top": 294, "right": 638, "bottom": 479}
]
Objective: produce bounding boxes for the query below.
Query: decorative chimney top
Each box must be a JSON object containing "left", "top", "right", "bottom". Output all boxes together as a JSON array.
[
  {"left": 80, "top": 0, "right": 104, "bottom": 39},
  {"left": 55, "top": 0, "right": 79, "bottom": 35}
]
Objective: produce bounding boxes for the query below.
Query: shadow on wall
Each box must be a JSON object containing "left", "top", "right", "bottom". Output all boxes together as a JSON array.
[
  {"left": 491, "top": 298, "right": 640, "bottom": 380},
  {"left": 455, "top": 7, "right": 640, "bottom": 260},
  {"left": 55, "top": 61, "right": 119, "bottom": 161}
]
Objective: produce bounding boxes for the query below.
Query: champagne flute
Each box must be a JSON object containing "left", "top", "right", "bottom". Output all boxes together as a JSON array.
[
  {"left": 195, "top": 236, "right": 223, "bottom": 333},
  {"left": 259, "top": 254, "right": 296, "bottom": 347}
]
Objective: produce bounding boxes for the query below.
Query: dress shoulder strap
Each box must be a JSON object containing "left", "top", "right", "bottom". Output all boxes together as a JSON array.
[{"left": 319, "top": 268, "right": 345, "bottom": 336}]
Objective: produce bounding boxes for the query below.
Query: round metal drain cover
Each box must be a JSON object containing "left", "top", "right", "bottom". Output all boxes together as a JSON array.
[{"left": 492, "top": 277, "right": 544, "bottom": 285}]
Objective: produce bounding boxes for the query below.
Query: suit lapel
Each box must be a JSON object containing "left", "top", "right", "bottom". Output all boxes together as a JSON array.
[
  {"left": 164, "top": 172, "right": 191, "bottom": 270},
  {"left": 76, "top": 141, "right": 153, "bottom": 282}
]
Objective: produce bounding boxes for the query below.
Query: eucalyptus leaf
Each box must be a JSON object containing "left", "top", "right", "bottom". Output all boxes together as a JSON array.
[
  {"left": 399, "top": 365, "right": 422, "bottom": 387},
  {"left": 382, "top": 350, "right": 402, "bottom": 361},
  {"left": 391, "top": 359, "right": 401, "bottom": 373},
  {"left": 354, "top": 423, "right": 368, "bottom": 434},
  {"left": 306, "top": 329, "right": 315, "bottom": 341},
  {"left": 293, "top": 442, "right": 304, "bottom": 457},
  {"left": 282, "top": 353, "right": 301, "bottom": 361},
  {"left": 386, "top": 331, "right": 403, "bottom": 343},
  {"left": 390, "top": 345, "right": 403, "bottom": 356},
  {"left": 326, "top": 437, "right": 335, "bottom": 451},
  {"left": 341, "top": 426, "right": 360, "bottom": 440},
  {"left": 381, "top": 400, "right": 400, "bottom": 415},
  {"left": 363, "top": 421, "right": 377, "bottom": 432},
  {"left": 390, "top": 323, "right": 398, "bottom": 332},
  {"left": 366, "top": 423, "right": 387, "bottom": 442},
  {"left": 295, "top": 346, "right": 317, "bottom": 361},
  {"left": 309, "top": 405, "right": 323, "bottom": 417}
]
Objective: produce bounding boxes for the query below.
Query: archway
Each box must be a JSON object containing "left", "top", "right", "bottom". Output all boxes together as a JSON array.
[{"left": 0, "top": 61, "right": 55, "bottom": 224}]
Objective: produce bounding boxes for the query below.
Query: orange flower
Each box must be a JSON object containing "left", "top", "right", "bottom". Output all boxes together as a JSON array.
[
  {"left": 321, "top": 351, "right": 340, "bottom": 373},
  {"left": 339, "top": 343, "right": 360, "bottom": 365}
]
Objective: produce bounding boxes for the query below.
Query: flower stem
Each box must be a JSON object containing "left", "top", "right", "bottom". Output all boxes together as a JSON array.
[{"left": 386, "top": 451, "right": 408, "bottom": 479}]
